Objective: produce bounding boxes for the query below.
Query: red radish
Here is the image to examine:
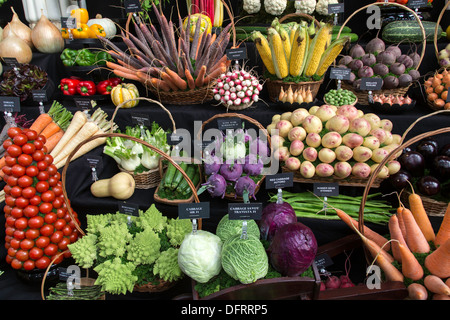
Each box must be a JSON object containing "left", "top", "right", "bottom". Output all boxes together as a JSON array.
[{"left": 325, "top": 275, "right": 341, "bottom": 289}]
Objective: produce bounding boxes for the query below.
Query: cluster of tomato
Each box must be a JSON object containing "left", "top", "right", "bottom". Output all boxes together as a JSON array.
[{"left": 3, "top": 127, "right": 80, "bottom": 271}]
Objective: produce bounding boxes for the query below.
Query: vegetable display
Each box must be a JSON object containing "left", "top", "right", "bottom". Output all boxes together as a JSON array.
[
  {"left": 31, "top": 12, "right": 65, "bottom": 54},
  {"left": 59, "top": 77, "right": 122, "bottom": 96},
  {"left": 216, "top": 214, "right": 260, "bottom": 243},
  {"left": 3, "top": 126, "right": 81, "bottom": 271},
  {"left": 68, "top": 205, "right": 191, "bottom": 294},
  {"left": 323, "top": 89, "right": 357, "bottom": 107}
]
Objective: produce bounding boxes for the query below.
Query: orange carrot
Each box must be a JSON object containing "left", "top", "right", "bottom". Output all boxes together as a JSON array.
[
  {"left": 210, "top": 33, "right": 217, "bottom": 45},
  {"left": 335, "top": 208, "right": 390, "bottom": 251},
  {"left": 375, "top": 253, "right": 404, "bottom": 282},
  {"left": 106, "top": 61, "right": 136, "bottom": 74},
  {"left": 446, "top": 278, "right": 450, "bottom": 288},
  {"left": 40, "top": 122, "right": 61, "bottom": 140},
  {"left": 195, "top": 33, "right": 203, "bottom": 59},
  {"left": 408, "top": 185, "right": 435, "bottom": 242},
  {"left": 398, "top": 243, "right": 424, "bottom": 280},
  {"left": 203, "top": 62, "right": 227, "bottom": 85},
  {"left": 195, "top": 65, "right": 207, "bottom": 88},
  {"left": 209, "top": 55, "right": 228, "bottom": 73},
  {"left": 389, "top": 214, "right": 408, "bottom": 263},
  {"left": 160, "top": 72, "right": 179, "bottom": 91},
  {"left": 425, "top": 238, "right": 450, "bottom": 278},
  {"left": 435, "top": 203, "right": 450, "bottom": 247},
  {"left": 396, "top": 207, "right": 407, "bottom": 239},
  {"left": 44, "top": 130, "right": 64, "bottom": 153},
  {"left": 424, "top": 275, "right": 450, "bottom": 295},
  {"left": 112, "top": 69, "right": 141, "bottom": 82},
  {"left": 432, "top": 294, "right": 450, "bottom": 300},
  {"left": 407, "top": 283, "right": 428, "bottom": 300},
  {"left": 165, "top": 67, "right": 188, "bottom": 90},
  {"left": 136, "top": 71, "right": 152, "bottom": 85},
  {"left": 401, "top": 207, "right": 430, "bottom": 254},
  {"left": 150, "top": 78, "right": 171, "bottom": 92},
  {"left": 185, "top": 68, "right": 195, "bottom": 90},
  {"left": 29, "top": 113, "right": 53, "bottom": 135}
]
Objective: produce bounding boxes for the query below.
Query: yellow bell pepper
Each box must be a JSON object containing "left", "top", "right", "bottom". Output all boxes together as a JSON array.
[
  {"left": 71, "top": 8, "right": 89, "bottom": 25},
  {"left": 89, "top": 24, "right": 106, "bottom": 37},
  {"left": 182, "top": 13, "right": 212, "bottom": 41},
  {"left": 61, "top": 28, "right": 70, "bottom": 39},
  {"left": 111, "top": 83, "right": 140, "bottom": 109},
  {"left": 72, "top": 24, "right": 95, "bottom": 39}
]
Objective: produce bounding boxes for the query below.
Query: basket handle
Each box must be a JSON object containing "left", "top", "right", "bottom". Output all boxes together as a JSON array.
[
  {"left": 335, "top": 1, "right": 426, "bottom": 71},
  {"left": 278, "top": 12, "right": 321, "bottom": 28},
  {"left": 110, "top": 97, "right": 177, "bottom": 134},
  {"left": 434, "top": 0, "right": 450, "bottom": 61}
]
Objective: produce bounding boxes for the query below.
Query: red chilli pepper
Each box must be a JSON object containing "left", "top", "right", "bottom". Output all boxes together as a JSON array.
[
  {"left": 96, "top": 79, "right": 112, "bottom": 95},
  {"left": 59, "top": 78, "right": 80, "bottom": 95},
  {"left": 76, "top": 80, "right": 96, "bottom": 96}
]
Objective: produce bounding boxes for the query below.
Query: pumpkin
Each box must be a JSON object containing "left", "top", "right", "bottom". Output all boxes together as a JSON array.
[
  {"left": 87, "top": 14, "right": 117, "bottom": 39},
  {"left": 111, "top": 83, "right": 140, "bottom": 108}
]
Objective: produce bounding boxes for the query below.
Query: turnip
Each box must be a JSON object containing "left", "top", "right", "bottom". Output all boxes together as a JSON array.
[
  {"left": 335, "top": 145, "right": 353, "bottom": 161},
  {"left": 302, "top": 147, "right": 318, "bottom": 162},
  {"left": 379, "top": 119, "right": 393, "bottom": 132},
  {"left": 396, "top": 54, "right": 413, "bottom": 68},
  {"left": 389, "top": 62, "right": 405, "bottom": 76},
  {"left": 276, "top": 120, "right": 293, "bottom": 138},
  {"left": 336, "top": 104, "right": 358, "bottom": 121},
  {"left": 290, "top": 108, "right": 310, "bottom": 126},
  {"left": 322, "top": 131, "right": 342, "bottom": 149},
  {"left": 288, "top": 126, "right": 307, "bottom": 142},
  {"left": 363, "top": 113, "right": 381, "bottom": 129},
  {"left": 361, "top": 53, "right": 376, "bottom": 66},
  {"left": 300, "top": 161, "right": 315, "bottom": 178},
  {"left": 387, "top": 160, "right": 401, "bottom": 175},
  {"left": 234, "top": 175, "right": 257, "bottom": 200},
  {"left": 305, "top": 132, "right": 321, "bottom": 148},
  {"left": 398, "top": 74, "right": 412, "bottom": 87},
  {"left": 349, "top": 118, "right": 371, "bottom": 137},
  {"left": 352, "top": 162, "right": 371, "bottom": 178},
  {"left": 342, "top": 132, "right": 364, "bottom": 148},
  {"left": 383, "top": 75, "right": 399, "bottom": 89},
  {"left": 371, "top": 147, "right": 389, "bottom": 163},
  {"left": 274, "top": 146, "right": 290, "bottom": 162},
  {"left": 325, "top": 275, "right": 341, "bottom": 290},
  {"left": 271, "top": 135, "right": 285, "bottom": 150},
  {"left": 285, "top": 157, "right": 301, "bottom": 171},
  {"left": 363, "top": 136, "right": 380, "bottom": 150},
  {"left": 302, "top": 115, "right": 323, "bottom": 134},
  {"left": 338, "top": 55, "right": 353, "bottom": 66},
  {"left": 373, "top": 63, "right": 389, "bottom": 77},
  {"left": 203, "top": 173, "right": 227, "bottom": 198},
  {"left": 315, "top": 163, "right": 334, "bottom": 177},
  {"left": 334, "top": 161, "right": 352, "bottom": 178},
  {"left": 370, "top": 128, "right": 388, "bottom": 144},
  {"left": 315, "top": 105, "right": 336, "bottom": 122},
  {"left": 349, "top": 44, "right": 365, "bottom": 59},
  {"left": 376, "top": 51, "right": 396, "bottom": 65},
  {"left": 348, "top": 59, "right": 363, "bottom": 72},
  {"left": 370, "top": 164, "right": 389, "bottom": 179},
  {"left": 325, "top": 115, "right": 350, "bottom": 134},
  {"left": 353, "top": 146, "right": 373, "bottom": 162},
  {"left": 289, "top": 139, "right": 305, "bottom": 156},
  {"left": 385, "top": 45, "right": 402, "bottom": 59},
  {"left": 318, "top": 148, "right": 336, "bottom": 164},
  {"left": 220, "top": 163, "right": 243, "bottom": 181}
]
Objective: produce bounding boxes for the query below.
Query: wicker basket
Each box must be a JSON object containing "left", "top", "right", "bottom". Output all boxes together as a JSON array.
[
  {"left": 110, "top": 97, "right": 177, "bottom": 189},
  {"left": 400, "top": 190, "right": 447, "bottom": 217},
  {"left": 134, "top": 278, "right": 178, "bottom": 293},
  {"left": 334, "top": 2, "right": 426, "bottom": 105},
  {"left": 146, "top": 82, "right": 215, "bottom": 105},
  {"left": 198, "top": 113, "right": 271, "bottom": 202}
]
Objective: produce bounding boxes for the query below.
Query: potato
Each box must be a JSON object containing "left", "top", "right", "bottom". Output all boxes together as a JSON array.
[
  {"left": 322, "top": 131, "right": 343, "bottom": 149},
  {"left": 288, "top": 126, "right": 307, "bottom": 142},
  {"left": 300, "top": 161, "right": 315, "bottom": 178},
  {"left": 318, "top": 148, "right": 336, "bottom": 164},
  {"left": 334, "top": 162, "right": 352, "bottom": 178},
  {"left": 363, "top": 136, "right": 380, "bottom": 150},
  {"left": 305, "top": 132, "right": 321, "bottom": 148},
  {"left": 290, "top": 108, "right": 310, "bottom": 126},
  {"left": 285, "top": 157, "right": 301, "bottom": 171},
  {"left": 325, "top": 115, "right": 350, "bottom": 134},
  {"left": 335, "top": 145, "right": 354, "bottom": 161},
  {"left": 349, "top": 117, "right": 371, "bottom": 137},
  {"left": 352, "top": 162, "right": 371, "bottom": 178},
  {"left": 371, "top": 147, "right": 390, "bottom": 163},
  {"left": 315, "top": 163, "right": 334, "bottom": 177},
  {"left": 315, "top": 105, "right": 336, "bottom": 122},
  {"left": 302, "top": 147, "right": 318, "bottom": 162},
  {"left": 302, "top": 115, "right": 323, "bottom": 134},
  {"left": 289, "top": 139, "right": 305, "bottom": 156},
  {"left": 353, "top": 146, "right": 373, "bottom": 162},
  {"left": 342, "top": 133, "right": 364, "bottom": 148}
]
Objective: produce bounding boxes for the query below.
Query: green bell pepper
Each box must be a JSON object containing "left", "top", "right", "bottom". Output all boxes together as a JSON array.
[
  {"left": 60, "top": 48, "right": 78, "bottom": 67},
  {"left": 94, "top": 51, "right": 114, "bottom": 65},
  {"left": 74, "top": 49, "right": 96, "bottom": 66}
]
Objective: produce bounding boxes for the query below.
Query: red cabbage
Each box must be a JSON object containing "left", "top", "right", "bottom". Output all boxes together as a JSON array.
[
  {"left": 259, "top": 201, "right": 297, "bottom": 241},
  {"left": 268, "top": 222, "right": 318, "bottom": 277}
]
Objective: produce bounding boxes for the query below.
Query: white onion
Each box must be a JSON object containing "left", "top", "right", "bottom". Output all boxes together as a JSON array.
[
  {"left": 3, "top": 7, "right": 33, "bottom": 50},
  {"left": 0, "top": 30, "right": 32, "bottom": 64},
  {"left": 31, "top": 13, "right": 65, "bottom": 53}
]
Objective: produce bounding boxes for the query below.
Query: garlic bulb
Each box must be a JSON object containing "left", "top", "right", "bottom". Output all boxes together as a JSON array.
[
  {"left": 3, "top": 7, "right": 33, "bottom": 50},
  {"left": 31, "top": 12, "right": 65, "bottom": 54},
  {"left": 0, "top": 30, "right": 33, "bottom": 64}
]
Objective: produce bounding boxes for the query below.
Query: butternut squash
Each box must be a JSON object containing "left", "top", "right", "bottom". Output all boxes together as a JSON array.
[{"left": 90, "top": 172, "right": 135, "bottom": 200}]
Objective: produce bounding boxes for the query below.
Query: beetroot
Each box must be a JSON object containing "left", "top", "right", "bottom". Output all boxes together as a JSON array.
[
  {"left": 325, "top": 275, "right": 341, "bottom": 290},
  {"left": 361, "top": 53, "right": 376, "bottom": 66},
  {"left": 349, "top": 44, "right": 365, "bottom": 59},
  {"left": 365, "top": 32, "right": 385, "bottom": 55}
]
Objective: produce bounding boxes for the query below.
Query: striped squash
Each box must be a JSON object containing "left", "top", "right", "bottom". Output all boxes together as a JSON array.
[{"left": 382, "top": 20, "right": 443, "bottom": 43}]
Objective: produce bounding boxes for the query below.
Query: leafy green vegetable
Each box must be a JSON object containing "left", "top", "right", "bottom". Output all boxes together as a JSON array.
[{"left": 215, "top": 214, "right": 260, "bottom": 243}]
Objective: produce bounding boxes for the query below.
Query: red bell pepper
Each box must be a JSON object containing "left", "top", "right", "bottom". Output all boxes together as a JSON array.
[
  {"left": 108, "top": 77, "right": 122, "bottom": 87},
  {"left": 96, "top": 79, "right": 113, "bottom": 95},
  {"left": 76, "top": 80, "right": 96, "bottom": 96},
  {"left": 59, "top": 78, "right": 80, "bottom": 95}
]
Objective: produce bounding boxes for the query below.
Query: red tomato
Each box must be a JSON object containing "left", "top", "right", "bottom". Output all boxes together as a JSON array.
[
  {"left": 14, "top": 197, "right": 29, "bottom": 209},
  {"left": 21, "top": 142, "right": 36, "bottom": 155},
  {"left": 10, "top": 186, "right": 23, "bottom": 198},
  {"left": 5, "top": 195, "right": 16, "bottom": 207},
  {"left": 29, "top": 195, "right": 42, "bottom": 206},
  {"left": 39, "top": 202, "right": 53, "bottom": 214},
  {"left": 23, "top": 205, "right": 39, "bottom": 218},
  {"left": 35, "top": 236, "right": 50, "bottom": 248},
  {"left": 36, "top": 135, "right": 46, "bottom": 144},
  {"left": 35, "top": 256, "right": 50, "bottom": 269},
  {"left": 35, "top": 181, "right": 49, "bottom": 193},
  {"left": 6, "top": 145, "right": 22, "bottom": 158},
  {"left": 20, "top": 239, "right": 34, "bottom": 250},
  {"left": 44, "top": 212, "right": 57, "bottom": 224},
  {"left": 23, "top": 259, "right": 35, "bottom": 270},
  {"left": 41, "top": 190, "right": 55, "bottom": 203},
  {"left": 14, "top": 217, "right": 28, "bottom": 230},
  {"left": 17, "top": 175, "right": 33, "bottom": 188},
  {"left": 69, "top": 232, "right": 79, "bottom": 243},
  {"left": 3, "top": 185, "right": 12, "bottom": 195},
  {"left": 25, "top": 228, "right": 40, "bottom": 240},
  {"left": 24, "top": 130, "right": 38, "bottom": 141},
  {"left": 37, "top": 171, "right": 50, "bottom": 181},
  {"left": 28, "top": 216, "right": 44, "bottom": 229},
  {"left": 43, "top": 154, "right": 53, "bottom": 165},
  {"left": 62, "top": 225, "right": 73, "bottom": 236},
  {"left": 5, "top": 155, "right": 17, "bottom": 166},
  {"left": 33, "top": 140, "right": 44, "bottom": 151},
  {"left": 29, "top": 247, "right": 44, "bottom": 260},
  {"left": 13, "top": 229, "right": 25, "bottom": 240},
  {"left": 36, "top": 160, "right": 48, "bottom": 171},
  {"left": 10, "top": 258, "right": 23, "bottom": 270},
  {"left": 10, "top": 207, "right": 23, "bottom": 219},
  {"left": 15, "top": 249, "right": 29, "bottom": 262},
  {"left": 9, "top": 238, "right": 20, "bottom": 250},
  {"left": 52, "top": 197, "right": 63, "bottom": 209},
  {"left": 6, "top": 175, "right": 18, "bottom": 187},
  {"left": 25, "top": 165, "right": 39, "bottom": 177},
  {"left": 3, "top": 204, "right": 12, "bottom": 214},
  {"left": 54, "top": 219, "right": 66, "bottom": 230},
  {"left": 11, "top": 164, "right": 26, "bottom": 177},
  {"left": 50, "top": 231, "right": 63, "bottom": 243},
  {"left": 18, "top": 154, "right": 33, "bottom": 167},
  {"left": 58, "top": 237, "right": 69, "bottom": 250},
  {"left": 52, "top": 185, "right": 63, "bottom": 197},
  {"left": 5, "top": 226, "right": 15, "bottom": 237},
  {"left": 48, "top": 176, "right": 58, "bottom": 187},
  {"left": 21, "top": 187, "right": 36, "bottom": 199},
  {"left": 47, "top": 164, "right": 57, "bottom": 176},
  {"left": 7, "top": 127, "right": 22, "bottom": 139},
  {"left": 3, "top": 139, "right": 13, "bottom": 150},
  {"left": 5, "top": 216, "right": 16, "bottom": 227},
  {"left": 40, "top": 224, "right": 54, "bottom": 236},
  {"left": 13, "top": 133, "right": 28, "bottom": 146},
  {"left": 32, "top": 149, "right": 44, "bottom": 162},
  {"left": 2, "top": 165, "right": 11, "bottom": 176},
  {"left": 44, "top": 244, "right": 58, "bottom": 257}
]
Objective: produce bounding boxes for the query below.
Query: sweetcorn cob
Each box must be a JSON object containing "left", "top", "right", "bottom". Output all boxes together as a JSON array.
[
  {"left": 289, "top": 26, "right": 308, "bottom": 77},
  {"left": 315, "top": 36, "right": 350, "bottom": 77},
  {"left": 251, "top": 31, "right": 276, "bottom": 75},
  {"left": 303, "top": 23, "right": 333, "bottom": 77},
  {"left": 268, "top": 27, "right": 288, "bottom": 79}
]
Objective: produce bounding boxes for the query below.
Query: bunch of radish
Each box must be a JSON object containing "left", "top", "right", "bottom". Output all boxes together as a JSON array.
[
  {"left": 213, "top": 67, "right": 263, "bottom": 108},
  {"left": 320, "top": 274, "right": 356, "bottom": 291}
]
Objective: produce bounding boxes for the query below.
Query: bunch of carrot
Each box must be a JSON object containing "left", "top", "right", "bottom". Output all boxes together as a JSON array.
[
  {"left": 50, "top": 108, "right": 117, "bottom": 169},
  {"left": 331, "top": 188, "right": 450, "bottom": 300},
  {"left": 99, "top": 2, "right": 230, "bottom": 93}
]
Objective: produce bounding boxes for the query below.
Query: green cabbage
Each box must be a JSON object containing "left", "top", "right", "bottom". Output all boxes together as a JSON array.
[
  {"left": 178, "top": 230, "right": 222, "bottom": 283},
  {"left": 216, "top": 214, "right": 260, "bottom": 243},
  {"left": 221, "top": 234, "right": 268, "bottom": 284}
]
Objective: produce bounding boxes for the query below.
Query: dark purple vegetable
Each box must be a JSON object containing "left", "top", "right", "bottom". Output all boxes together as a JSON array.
[
  {"left": 259, "top": 201, "right": 297, "bottom": 241},
  {"left": 203, "top": 173, "right": 227, "bottom": 198},
  {"left": 390, "top": 62, "right": 406, "bottom": 76},
  {"left": 408, "top": 69, "right": 420, "bottom": 81},
  {"left": 422, "top": 137, "right": 439, "bottom": 150},
  {"left": 203, "top": 155, "right": 222, "bottom": 175},
  {"left": 417, "top": 176, "right": 441, "bottom": 197},
  {"left": 383, "top": 75, "right": 399, "bottom": 89},
  {"left": 416, "top": 141, "right": 438, "bottom": 165},
  {"left": 249, "top": 138, "right": 269, "bottom": 158},
  {"left": 373, "top": 63, "right": 389, "bottom": 76},
  {"left": 398, "top": 74, "right": 412, "bottom": 87},
  {"left": 348, "top": 59, "right": 363, "bottom": 71},
  {"left": 219, "top": 163, "right": 243, "bottom": 181},
  {"left": 396, "top": 54, "right": 413, "bottom": 68},
  {"left": 349, "top": 44, "right": 365, "bottom": 59},
  {"left": 376, "top": 51, "right": 396, "bottom": 65},
  {"left": 234, "top": 175, "right": 257, "bottom": 200},
  {"left": 399, "top": 151, "right": 425, "bottom": 177},
  {"left": 385, "top": 45, "right": 402, "bottom": 59},
  {"left": 338, "top": 55, "right": 353, "bottom": 66},
  {"left": 268, "top": 222, "right": 318, "bottom": 277},
  {"left": 243, "top": 154, "right": 263, "bottom": 176},
  {"left": 361, "top": 53, "right": 376, "bottom": 66},
  {"left": 431, "top": 155, "right": 450, "bottom": 182},
  {"left": 352, "top": 78, "right": 362, "bottom": 90},
  {"left": 365, "top": 34, "right": 385, "bottom": 55},
  {"left": 389, "top": 170, "right": 412, "bottom": 190},
  {"left": 440, "top": 143, "right": 450, "bottom": 157},
  {"left": 358, "top": 66, "right": 374, "bottom": 78},
  {"left": 409, "top": 52, "right": 421, "bottom": 68}
]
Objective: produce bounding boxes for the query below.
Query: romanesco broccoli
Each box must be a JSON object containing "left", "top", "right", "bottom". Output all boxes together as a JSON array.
[
  {"left": 138, "top": 204, "right": 167, "bottom": 232},
  {"left": 67, "top": 233, "right": 98, "bottom": 269},
  {"left": 153, "top": 247, "right": 184, "bottom": 282},
  {"left": 94, "top": 257, "right": 137, "bottom": 295},
  {"left": 97, "top": 220, "right": 132, "bottom": 258},
  {"left": 166, "top": 218, "right": 192, "bottom": 247},
  {"left": 127, "top": 228, "right": 161, "bottom": 265}
]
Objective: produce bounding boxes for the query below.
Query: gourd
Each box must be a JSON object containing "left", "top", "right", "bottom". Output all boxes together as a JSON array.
[
  {"left": 87, "top": 14, "right": 117, "bottom": 39},
  {"left": 90, "top": 172, "right": 136, "bottom": 200},
  {"left": 111, "top": 83, "right": 140, "bottom": 108},
  {"left": 382, "top": 21, "right": 444, "bottom": 43}
]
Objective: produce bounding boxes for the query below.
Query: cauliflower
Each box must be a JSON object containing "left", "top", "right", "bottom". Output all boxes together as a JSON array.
[
  {"left": 315, "top": 0, "right": 338, "bottom": 16},
  {"left": 264, "top": 0, "right": 287, "bottom": 16},
  {"left": 295, "top": 0, "right": 316, "bottom": 15},
  {"left": 243, "top": 0, "right": 261, "bottom": 14}
]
